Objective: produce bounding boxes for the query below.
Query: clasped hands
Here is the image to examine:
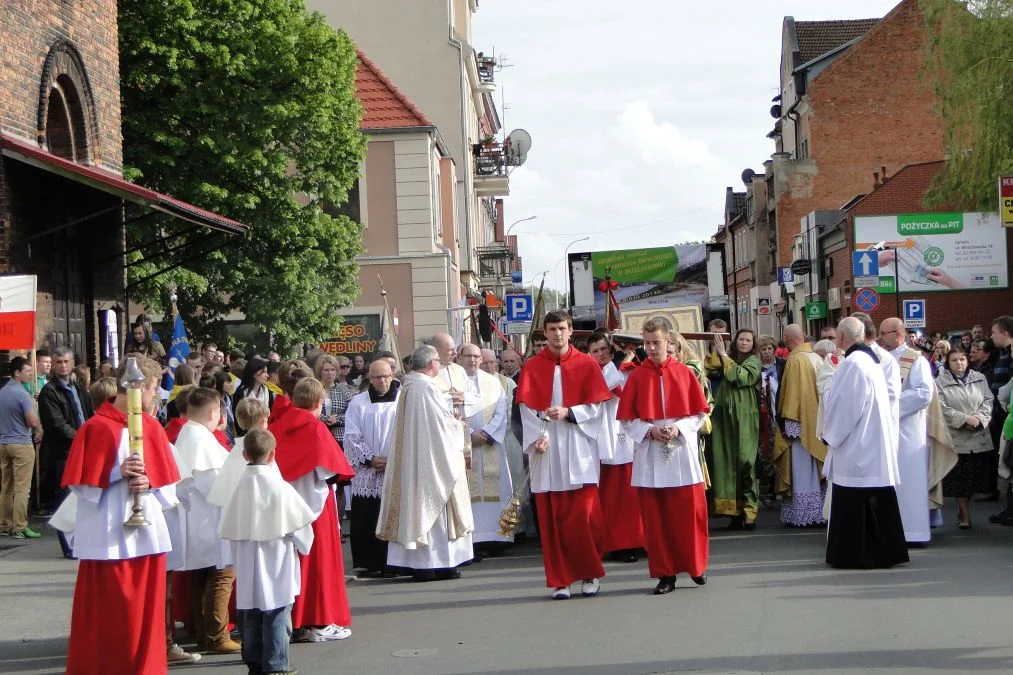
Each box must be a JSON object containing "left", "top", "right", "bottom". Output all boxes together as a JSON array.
[
  {"left": 649, "top": 424, "right": 679, "bottom": 443},
  {"left": 120, "top": 454, "right": 150, "bottom": 493}
]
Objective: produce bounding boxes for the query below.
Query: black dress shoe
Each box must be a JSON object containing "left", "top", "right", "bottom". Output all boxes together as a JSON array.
[
  {"left": 435, "top": 569, "right": 461, "bottom": 580},
  {"left": 727, "top": 516, "right": 745, "bottom": 531},
  {"left": 989, "top": 512, "right": 1006, "bottom": 524},
  {"left": 653, "top": 576, "right": 677, "bottom": 595},
  {"left": 691, "top": 573, "right": 707, "bottom": 586},
  {"left": 743, "top": 521, "right": 757, "bottom": 531},
  {"left": 412, "top": 570, "right": 436, "bottom": 582}
]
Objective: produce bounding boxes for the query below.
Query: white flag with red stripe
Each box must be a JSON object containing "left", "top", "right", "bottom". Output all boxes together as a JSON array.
[{"left": 0, "top": 275, "right": 36, "bottom": 349}]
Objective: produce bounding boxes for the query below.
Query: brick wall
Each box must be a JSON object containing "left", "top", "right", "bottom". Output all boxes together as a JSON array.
[
  {"left": 0, "top": 1, "right": 122, "bottom": 171},
  {"left": 776, "top": 0, "right": 943, "bottom": 267}
]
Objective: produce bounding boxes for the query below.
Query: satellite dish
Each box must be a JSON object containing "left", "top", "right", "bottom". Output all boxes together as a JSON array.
[
  {"left": 741, "top": 168, "right": 756, "bottom": 186},
  {"left": 770, "top": 104, "right": 782, "bottom": 119},
  {"left": 505, "top": 128, "right": 532, "bottom": 167}
]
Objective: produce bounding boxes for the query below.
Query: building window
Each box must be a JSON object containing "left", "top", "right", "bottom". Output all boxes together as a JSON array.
[
  {"left": 323, "top": 178, "right": 365, "bottom": 227},
  {"left": 38, "top": 40, "right": 99, "bottom": 164}
]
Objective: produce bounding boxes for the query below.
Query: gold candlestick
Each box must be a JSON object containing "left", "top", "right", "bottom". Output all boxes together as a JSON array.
[{"left": 122, "top": 357, "right": 150, "bottom": 528}]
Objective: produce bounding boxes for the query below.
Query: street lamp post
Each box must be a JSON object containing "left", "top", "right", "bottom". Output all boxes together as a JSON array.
[{"left": 506, "top": 215, "right": 537, "bottom": 238}]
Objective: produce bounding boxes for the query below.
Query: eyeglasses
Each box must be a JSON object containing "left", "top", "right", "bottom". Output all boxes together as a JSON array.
[
  {"left": 340, "top": 365, "right": 351, "bottom": 369},
  {"left": 880, "top": 330, "right": 900, "bottom": 336}
]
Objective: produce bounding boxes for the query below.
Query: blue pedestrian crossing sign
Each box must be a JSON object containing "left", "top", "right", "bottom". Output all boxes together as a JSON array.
[
  {"left": 903, "top": 299, "right": 926, "bottom": 328},
  {"left": 852, "top": 250, "right": 879, "bottom": 278},
  {"left": 506, "top": 294, "right": 533, "bottom": 321}
]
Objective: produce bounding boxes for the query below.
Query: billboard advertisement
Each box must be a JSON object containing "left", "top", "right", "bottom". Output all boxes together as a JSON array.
[
  {"left": 853, "top": 212, "right": 1008, "bottom": 293},
  {"left": 320, "top": 313, "right": 382, "bottom": 357},
  {"left": 569, "top": 244, "right": 709, "bottom": 323}
]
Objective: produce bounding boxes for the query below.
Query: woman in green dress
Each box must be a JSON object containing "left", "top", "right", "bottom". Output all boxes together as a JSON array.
[{"left": 708, "top": 328, "right": 761, "bottom": 529}]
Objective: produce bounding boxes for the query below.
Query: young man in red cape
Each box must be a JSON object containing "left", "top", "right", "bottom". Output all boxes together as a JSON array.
[
  {"left": 515, "top": 310, "right": 612, "bottom": 600},
  {"left": 61, "top": 355, "right": 181, "bottom": 674},
  {"left": 586, "top": 330, "right": 644, "bottom": 563},
  {"left": 269, "top": 376, "right": 355, "bottom": 642},
  {"left": 617, "top": 319, "right": 711, "bottom": 595}
]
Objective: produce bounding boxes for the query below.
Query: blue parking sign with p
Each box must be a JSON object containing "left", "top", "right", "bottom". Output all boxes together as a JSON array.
[
  {"left": 506, "top": 294, "right": 533, "bottom": 321},
  {"left": 903, "top": 299, "right": 926, "bottom": 328}
]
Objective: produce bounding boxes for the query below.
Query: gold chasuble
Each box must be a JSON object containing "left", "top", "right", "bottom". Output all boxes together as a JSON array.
[
  {"left": 466, "top": 370, "right": 505, "bottom": 503},
  {"left": 773, "top": 343, "right": 825, "bottom": 497},
  {"left": 896, "top": 348, "right": 957, "bottom": 509}
]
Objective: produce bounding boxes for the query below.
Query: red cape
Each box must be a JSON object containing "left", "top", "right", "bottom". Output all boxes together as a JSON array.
[
  {"left": 616, "top": 357, "right": 709, "bottom": 422},
  {"left": 164, "top": 417, "right": 185, "bottom": 444},
  {"left": 269, "top": 395, "right": 292, "bottom": 425},
  {"left": 515, "top": 347, "right": 612, "bottom": 411},
  {"left": 269, "top": 405, "right": 354, "bottom": 482},
  {"left": 63, "top": 402, "right": 180, "bottom": 489},
  {"left": 213, "top": 429, "right": 232, "bottom": 451}
]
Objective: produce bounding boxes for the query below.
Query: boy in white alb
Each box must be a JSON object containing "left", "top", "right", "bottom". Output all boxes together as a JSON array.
[
  {"left": 175, "top": 387, "right": 238, "bottom": 653},
  {"left": 208, "top": 397, "right": 275, "bottom": 510},
  {"left": 220, "top": 428, "right": 314, "bottom": 675}
]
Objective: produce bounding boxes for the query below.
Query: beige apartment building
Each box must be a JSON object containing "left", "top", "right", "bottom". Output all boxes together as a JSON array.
[
  {"left": 343, "top": 50, "right": 462, "bottom": 357},
  {"left": 306, "top": 0, "right": 510, "bottom": 301}
]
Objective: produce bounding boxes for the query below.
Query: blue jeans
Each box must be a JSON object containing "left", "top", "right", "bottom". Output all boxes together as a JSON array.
[{"left": 241, "top": 605, "right": 292, "bottom": 673}]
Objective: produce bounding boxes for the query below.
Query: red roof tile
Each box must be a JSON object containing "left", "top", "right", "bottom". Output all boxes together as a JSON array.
[
  {"left": 355, "top": 50, "right": 433, "bottom": 129},
  {"left": 795, "top": 19, "right": 880, "bottom": 65}
]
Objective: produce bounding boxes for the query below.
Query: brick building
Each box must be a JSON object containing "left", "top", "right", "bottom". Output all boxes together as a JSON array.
[
  {"left": 821, "top": 161, "right": 1013, "bottom": 334},
  {"left": 0, "top": 2, "right": 245, "bottom": 366},
  {"left": 767, "top": 0, "right": 944, "bottom": 329}
]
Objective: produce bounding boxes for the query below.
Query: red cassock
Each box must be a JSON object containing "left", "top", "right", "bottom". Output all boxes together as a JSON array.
[
  {"left": 517, "top": 347, "right": 613, "bottom": 588},
  {"left": 269, "top": 394, "right": 292, "bottom": 425},
  {"left": 63, "top": 403, "right": 180, "bottom": 675},
  {"left": 598, "top": 462, "right": 645, "bottom": 552},
  {"left": 270, "top": 405, "right": 355, "bottom": 628},
  {"left": 617, "top": 358, "right": 711, "bottom": 579}
]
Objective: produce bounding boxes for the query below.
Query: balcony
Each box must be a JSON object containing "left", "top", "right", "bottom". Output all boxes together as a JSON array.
[
  {"left": 476, "top": 242, "right": 515, "bottom": 289},
  {"left": 473, "top": 141, "right": 510, "bottom": 197},
  {"left": 476, "top": 53, "right": 497, "bottom": 92}
]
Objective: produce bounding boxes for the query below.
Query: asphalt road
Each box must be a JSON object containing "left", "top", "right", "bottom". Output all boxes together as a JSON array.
[{"left": 2, "top": 501, "right": 1012, "bottom": 675}]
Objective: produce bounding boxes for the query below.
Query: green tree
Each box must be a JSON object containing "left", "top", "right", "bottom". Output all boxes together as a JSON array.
[
  {"left": 922, "top": 0, "right": 1013, "bottom": 209},
  {"left": 119, "top": 0, "right": 367, "bottom": 352}
]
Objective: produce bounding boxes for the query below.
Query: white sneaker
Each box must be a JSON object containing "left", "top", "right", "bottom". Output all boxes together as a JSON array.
[
  {"left": 551, "top": 586, "right": 571, "bottom": 600},
  {"left": 581, "top": 578, "right": 600, "bottom": 596},
  {"left": 305, "top": 624, "right": 352, "bottom": 642}
]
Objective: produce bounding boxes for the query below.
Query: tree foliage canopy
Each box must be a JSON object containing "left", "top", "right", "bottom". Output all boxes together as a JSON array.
[
  {"left": 922, "top": 0, "right": 1013, "bottom": 209},
  {"left": 119, "top": 0, "right": 367, "bottom": 352}
]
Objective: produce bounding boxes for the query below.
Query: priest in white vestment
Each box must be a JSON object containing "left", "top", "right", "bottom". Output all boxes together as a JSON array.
[
  {"left": 343, "top": 359, "right": 400, "bottom": 575},
  {"left": 458, "top": 344, "right": 512, "bottom": 549},
  {"left": 377, "top": 346, "right": 474, "bottom": 582},
  {"left": 822, "top": 317, "right": 908, "bottom": 569},
  {"left": 879, "top": 317, "right": 935, "bottom": 544}
]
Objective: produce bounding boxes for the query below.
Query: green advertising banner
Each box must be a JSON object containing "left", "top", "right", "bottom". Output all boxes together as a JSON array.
[
  {"left": 590, "top": 246, "right": 679, "bottom": 283},
  {"left": 805, "top": 302, "right": 828, "bottom": 320}
]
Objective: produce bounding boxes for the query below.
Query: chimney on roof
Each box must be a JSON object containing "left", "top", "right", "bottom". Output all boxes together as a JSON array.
[
  {"left": 881, "top": 166, "right": 888, "bottom": 183},
  {"left": 873, "top": 171, "right": 880, "bottom": 187}
]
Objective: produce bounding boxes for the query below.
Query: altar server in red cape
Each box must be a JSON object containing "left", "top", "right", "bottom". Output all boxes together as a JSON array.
[
  {"left": 617, "top": 319, "right": 711, "bottom": 595},
  {"left": 516, "top": 310, "right": 612, "bottom": 600},
  {"left": 60, "top": 355, "right": 181, "bottom": 675},
  {"left": 269, "top": 376, "right": 355, "bottom": 642},
  {"left": 586, "top": 330, "right": 644, "bottom": 563}
]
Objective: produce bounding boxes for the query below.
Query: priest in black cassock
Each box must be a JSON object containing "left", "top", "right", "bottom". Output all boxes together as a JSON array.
[{"left": 821, "top": 317, "right": 908, "bottom": 569}]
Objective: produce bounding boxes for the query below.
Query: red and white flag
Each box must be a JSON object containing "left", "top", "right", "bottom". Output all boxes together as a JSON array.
[{"left": 0, "top": 275, "right": 37, "bottom": 350}]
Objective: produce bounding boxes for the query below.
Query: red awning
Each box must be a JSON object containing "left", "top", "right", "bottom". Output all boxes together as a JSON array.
[{"left": 0, "top": 133, "right": 248, "bottom": 235}]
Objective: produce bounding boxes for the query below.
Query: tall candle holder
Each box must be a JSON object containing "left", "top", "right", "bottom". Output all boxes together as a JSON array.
[{"left": 122, "top": 357, "right": 150, "bottom": 528}]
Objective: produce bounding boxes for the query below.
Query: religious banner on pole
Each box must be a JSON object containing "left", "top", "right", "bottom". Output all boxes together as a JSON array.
[{"left": 0, "top": 275, "right": 37, "bottom": 350}]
